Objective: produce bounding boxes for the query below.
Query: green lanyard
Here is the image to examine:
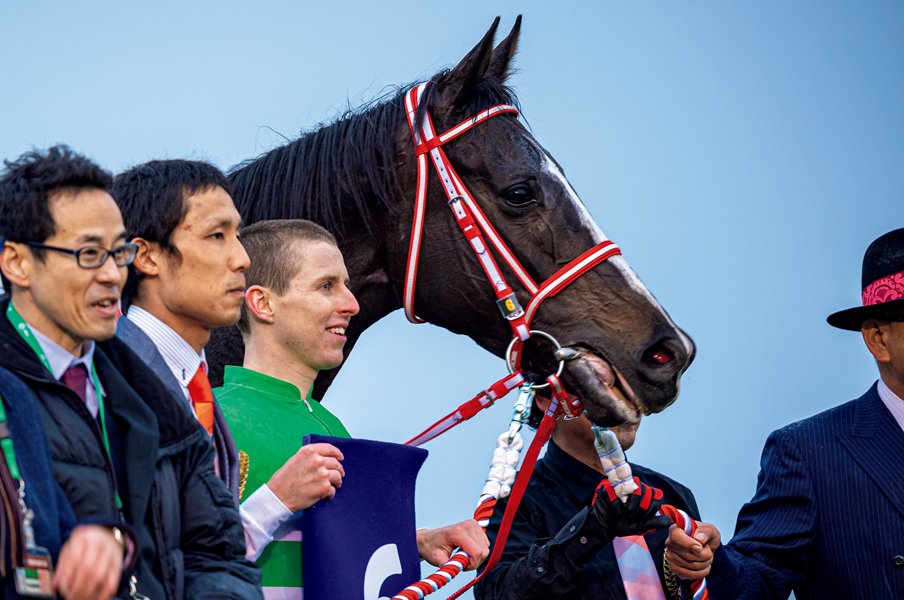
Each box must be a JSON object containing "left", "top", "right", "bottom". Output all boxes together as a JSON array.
[
  {"left": 0, "top": 394, "right": 21, "bottom": 482},
  {"left": 5, "top": 302, "right": 122, "bottom": 509}
]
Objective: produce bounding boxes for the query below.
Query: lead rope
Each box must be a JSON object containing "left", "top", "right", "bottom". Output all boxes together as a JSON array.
[
  {"left": 395, "top": 376, "right": 566, "bottom": 600},
  {"left": 593, "top": 426, "right": 710, "bottom": 600},
  {"left": 392, "top": 382, "right": 536, "bottom": 600},
  {"left": 395, "top": 80, "right": 701, "bottom": 599}
]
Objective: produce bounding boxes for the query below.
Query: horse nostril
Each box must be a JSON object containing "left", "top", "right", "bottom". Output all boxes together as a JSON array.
[{"left": 644, "top": 342, "right": 674, "bottom": 366}]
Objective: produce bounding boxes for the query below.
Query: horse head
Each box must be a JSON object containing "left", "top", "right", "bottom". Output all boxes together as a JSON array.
[
  {"left": 387, "top": 17, "right": 695, "bottom": 425},
  {"left": 213, "top": 17, "right": 694, "bottom": 427}
]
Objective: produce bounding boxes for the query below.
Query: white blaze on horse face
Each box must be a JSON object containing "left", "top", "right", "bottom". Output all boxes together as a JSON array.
[{"left": 537, "top": 151, "right": 695, "bottom": 356}]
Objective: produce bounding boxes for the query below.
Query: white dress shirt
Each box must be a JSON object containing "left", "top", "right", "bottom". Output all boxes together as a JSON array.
[
  {"left": 127, "top": 305, "right": 203, "bottom": 407},
  {"left": 125, "top": 305, "right": 292, "bottom": 560},
  {"left": 877, "top": 377, "right": 904, "bottom": 433}
]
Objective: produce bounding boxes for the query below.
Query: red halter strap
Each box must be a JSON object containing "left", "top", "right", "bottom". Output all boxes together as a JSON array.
[
  {"left": 398, "top": 83, "right": 627, "bottom": 600},
  {"left": 403, "top": 82, "right": 622, "bottom": 347},
  {"left": 404, "top": 83, "right": 531, "bottom": 340}
]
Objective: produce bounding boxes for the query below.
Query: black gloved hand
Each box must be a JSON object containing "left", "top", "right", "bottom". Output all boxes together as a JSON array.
[{"left": 590, "top": 476, "right": 671, "bottom": 538}]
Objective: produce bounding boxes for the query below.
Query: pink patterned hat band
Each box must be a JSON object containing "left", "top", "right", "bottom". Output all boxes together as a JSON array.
[{"left": 861, "top": 270, "right": 904, "bottom": 307}]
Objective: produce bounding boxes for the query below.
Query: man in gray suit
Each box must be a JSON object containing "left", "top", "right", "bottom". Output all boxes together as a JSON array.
[{"left": 112, "top": 160, "right": 343, "bottom": 560}]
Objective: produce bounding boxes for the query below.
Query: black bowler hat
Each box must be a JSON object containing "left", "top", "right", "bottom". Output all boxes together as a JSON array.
[{"left": 827, "top": 227, "right": 904, "bottom": 331}]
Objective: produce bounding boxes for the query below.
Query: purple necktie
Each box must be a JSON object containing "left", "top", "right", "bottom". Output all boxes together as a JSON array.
[{"left": 62, "top": 364, "right": 88, "bottom": 404}]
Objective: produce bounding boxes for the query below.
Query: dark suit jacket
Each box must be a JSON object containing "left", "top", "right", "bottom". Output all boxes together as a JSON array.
[
  {"left": 710, "top": 383, "right": 904, "bottom": 599},
  {"left": 0, "top": 296, "right": 260, "bottom": 599},
  {"left": 117, "top": 315, "right": 241, "bottom": 500}
]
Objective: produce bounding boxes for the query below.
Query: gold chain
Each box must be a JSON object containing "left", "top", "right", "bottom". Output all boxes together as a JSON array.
[
  {"left": 238, "top": 450, "right": 249, "bottom": 501},
  {"left": 662, "top": 548, "right": 681, "bottom": 600}
]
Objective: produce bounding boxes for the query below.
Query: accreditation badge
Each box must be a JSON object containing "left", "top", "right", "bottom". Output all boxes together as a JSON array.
[{"left": 14, "top": 545, "right": 55, "bottom": 598}]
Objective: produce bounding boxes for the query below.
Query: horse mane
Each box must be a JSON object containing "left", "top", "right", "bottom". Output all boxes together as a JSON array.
[{"left": 227, "top": 73, "right": 521, "bottom": 235}]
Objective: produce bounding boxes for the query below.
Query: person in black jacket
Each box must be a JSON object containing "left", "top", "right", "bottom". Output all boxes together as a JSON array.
[
  {"left": 475, "top": 398, "right": 702, "bottom": 600},
  {"left": 0, "top": 364, "right": 128, "bottom": 600},
  {"left": 0, "top": 145, "right": 262, "bottom": 599}
]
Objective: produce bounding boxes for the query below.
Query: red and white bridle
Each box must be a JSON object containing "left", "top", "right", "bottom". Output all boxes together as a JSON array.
[
  {"left": 402, "top": 81, "right": 621, "bottom": 386},
  {"left": 402, "top": 83, "right": 621, "bottom": 342},
  {"left": 395, "top": 83, "right": 710, "bottom": 600}
]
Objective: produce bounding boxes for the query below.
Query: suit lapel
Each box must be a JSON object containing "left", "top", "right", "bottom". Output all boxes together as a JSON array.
[
  {"left": 838, "top": 385, "right": 904, "bottom": 520},
  {"left": 117, "top": 316, "right": 187, "bottom": 403},
  {"left": 118, "top": 315, "right": 240, "bottom": 498}
]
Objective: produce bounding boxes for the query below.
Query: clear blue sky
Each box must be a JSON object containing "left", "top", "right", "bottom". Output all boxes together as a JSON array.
[{"left": 2, "top": 2, "right": 903, "bottom": 596}]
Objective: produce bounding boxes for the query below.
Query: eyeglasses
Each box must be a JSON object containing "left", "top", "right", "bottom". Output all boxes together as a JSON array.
[{"left": 24, "top": 241, "right": 138, "bottom": 269}]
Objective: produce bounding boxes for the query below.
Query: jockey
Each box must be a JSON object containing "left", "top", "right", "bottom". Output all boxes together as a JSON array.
[{"left": 216, "top": 218, "right": 489, "bottom": 599}]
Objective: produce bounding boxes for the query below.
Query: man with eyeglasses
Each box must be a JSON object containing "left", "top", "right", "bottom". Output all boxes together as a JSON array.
[{"left": 0, "top": 146, "right": 262, "bottom": 599}]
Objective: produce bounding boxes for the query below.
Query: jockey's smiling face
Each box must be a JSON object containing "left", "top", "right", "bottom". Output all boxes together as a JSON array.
[{"left": 269, "top": 240, "right": 359, "bottom": 380}]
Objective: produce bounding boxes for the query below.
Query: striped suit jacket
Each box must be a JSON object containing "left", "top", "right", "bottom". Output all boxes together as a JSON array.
[
  {"left": 116, "top": 316, "right": 241, "bottom": 501},
  {"left": 709, "top": 383, "right": 904, "bottom": 599}
]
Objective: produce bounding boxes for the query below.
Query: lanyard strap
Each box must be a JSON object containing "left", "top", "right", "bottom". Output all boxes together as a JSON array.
[
  {"left": 0, "top": 396, "right": 21, "bottom": 482},
  {"left": 5, "top": 303, "right": 122, "bottom": 510}
]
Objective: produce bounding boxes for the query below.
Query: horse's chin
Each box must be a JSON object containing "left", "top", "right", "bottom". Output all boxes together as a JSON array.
[{"left": 563, "top": 350, "right": 643, "bottom": 427}]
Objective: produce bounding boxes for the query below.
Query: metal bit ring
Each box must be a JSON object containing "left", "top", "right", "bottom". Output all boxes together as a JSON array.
[{"left": 505, "top": 329, "right": 565, "bottom": 390}]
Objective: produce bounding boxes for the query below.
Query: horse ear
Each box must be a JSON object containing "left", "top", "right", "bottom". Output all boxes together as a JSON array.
[
  {"left": 488, "top": 15, "right": 521, "bottom": 82},
  {"left": 442, "top": 16, "right": 500, "bottom": 108}
]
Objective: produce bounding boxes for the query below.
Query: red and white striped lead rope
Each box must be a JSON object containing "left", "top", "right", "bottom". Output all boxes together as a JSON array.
[
  {"left": 395, "top": 380, "right": 562, "bottom": 600},
  {"left": 594, "top": 422, "right": 710, "bottom": 600},
  {"left": 405, "top": 371, "right": 525, "bottom": 447}
]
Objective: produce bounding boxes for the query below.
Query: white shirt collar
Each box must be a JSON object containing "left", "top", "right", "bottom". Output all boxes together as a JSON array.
[
  {"left": 877, "top": 378, "right": 904, "bottom": 433},
  {"left": 126, "top": 305, "right": 206, "bottom": 392},
  {"left": 29, "top": 326, "right": 96, "bottom": 381},
  {"left": 29, "top": 326, "right": 102, "bottom": 417}
]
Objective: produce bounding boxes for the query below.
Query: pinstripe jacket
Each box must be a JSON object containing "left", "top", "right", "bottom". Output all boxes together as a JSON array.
[{"left": 709, "top": 383, "right": 904, "bottom": 599}]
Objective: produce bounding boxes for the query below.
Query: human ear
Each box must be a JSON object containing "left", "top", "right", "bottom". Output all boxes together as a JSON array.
[
  {"left": 534, "top": 391, "right": 551, "bottom": 413},
  {"left": 245, "top": 285, "right": 275, "bottom": 324},
  {"left": 0, "top": 242, "right": 32, "bottom": 289},
  {"left": 130, "top": 238, "right": 165, "bottom": 278},
  {"left": 862, "top": 319, "right": 891, "bottom": 364}
]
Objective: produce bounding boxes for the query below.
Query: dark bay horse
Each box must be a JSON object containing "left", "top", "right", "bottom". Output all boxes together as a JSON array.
[{"left": 209, "top": 17, "right": 695, "bottom": 427}]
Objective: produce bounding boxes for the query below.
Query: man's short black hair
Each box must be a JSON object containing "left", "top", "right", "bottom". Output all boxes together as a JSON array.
[
  {"left": 111, "top": 159, "right": 232, "bottom": 307},
  {"left": 0, "top": 145, "right": 113, "bottom": 289}
]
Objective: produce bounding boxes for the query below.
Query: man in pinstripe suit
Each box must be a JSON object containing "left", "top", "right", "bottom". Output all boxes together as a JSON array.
[{"left": 667, "top": 228, "right": 904, "bottom": 599}]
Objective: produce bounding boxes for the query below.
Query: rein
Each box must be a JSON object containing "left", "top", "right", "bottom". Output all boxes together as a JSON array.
[{"left": 394, "top": 82, "right": 707, "bottom": 600}]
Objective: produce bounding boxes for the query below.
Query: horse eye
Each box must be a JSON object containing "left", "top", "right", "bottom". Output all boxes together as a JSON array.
[{"left": 502, "top": 184, "right": 536, "bottom": 208}]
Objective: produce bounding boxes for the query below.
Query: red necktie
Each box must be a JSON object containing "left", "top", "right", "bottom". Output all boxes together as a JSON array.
[
  {"left": 62, "top": 364, "right": 88, "bottom": 404},
  {"left": 187, "top": 366, "right": 215, "bottom": 437}
]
